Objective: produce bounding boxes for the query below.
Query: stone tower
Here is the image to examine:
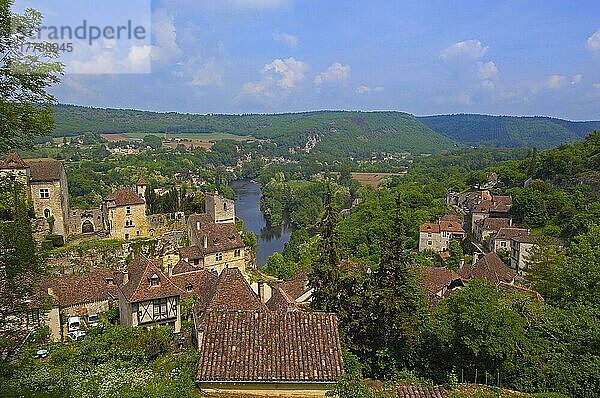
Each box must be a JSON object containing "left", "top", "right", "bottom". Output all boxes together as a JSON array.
[
  {"left": 136, "top": 177, "right": 147, "bottom": 199},
  {"left": 205, "top": 192, "right": 235, "bottom": 224}
]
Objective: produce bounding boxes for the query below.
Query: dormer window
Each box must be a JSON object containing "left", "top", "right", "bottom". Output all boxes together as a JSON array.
[
  {"left": 149, "top": 273, "right": 160, "bottom": 287},
  {"left": 105, "top": 278, "right": 114, "bottom": 285},
  {"left": 185, "top": 283, "right": 193, "bottom": 292},
  {"left": 126, "top": 206, "right": 131, "bottom": 215}
]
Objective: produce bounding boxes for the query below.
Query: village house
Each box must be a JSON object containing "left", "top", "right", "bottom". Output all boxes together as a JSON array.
[
  {"left": 118, "top": 254, "right": 184, "bottom": 332},
  {"left": 422, "top": 266, "right": 464, "bottom": 305},
  {"left": 459, "top": 252, "right": 517, "bottom": 285},
  {"left": 205, "top": 192, "right": 235, "bottom": 224},
  {"left": 470, "top": 195, "right": 512, "bottom": 232},
  {"left": 195, "top": 311, "right": 344, "bottom": 396},
  {"left": 472, "top": 217, "right": 513, "bottom": 247},
  {"left": 0, "top": 153, "right": 70, "bottom": 237},
  {"left": 510, "top": 234, "right": 540, "bottom": 271},
  {"left": 490, "top": 227, "right": 531, "bottom": 253},
  {"left": 266, "top": 268, "right": 313, "bottom": 312},
  {"left": 102, "top": 187, "right": 150, "bottom": 240},
  {"left": 181, "top": 213, "right": 245, "bottom": 274},
  {"left": 418, "top": 216, "right": 466, "bottom": 253}
]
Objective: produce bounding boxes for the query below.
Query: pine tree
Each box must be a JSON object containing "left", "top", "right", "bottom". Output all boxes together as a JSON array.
[
  {"left": 309, "top": 186, "right": 342, "bottom": 313},
  {"left": 370, "top": 193, "right": 428, "bottom": 375}
]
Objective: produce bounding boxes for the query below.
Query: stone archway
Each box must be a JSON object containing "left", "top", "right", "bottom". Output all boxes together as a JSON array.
[{"left": 82, "top": 220, "right": 94, "bottom": 234}]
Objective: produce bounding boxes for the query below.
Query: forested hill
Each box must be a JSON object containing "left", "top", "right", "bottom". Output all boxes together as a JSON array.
[
  {"left": 52, "top": 105, "right": 457, "bottom": 156},
  {"left": 419, "top": 114, "right": 600, "bottom": 148}
]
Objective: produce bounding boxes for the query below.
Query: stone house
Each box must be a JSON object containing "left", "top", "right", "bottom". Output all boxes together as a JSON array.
[
  {"left": 102, "top": 188, "right": 149, "bottom": 240},
  {"left": 205, "top": 192, "right": 235, "bottom": 224},
  {"left": 0, "top": 153, "right": 69, "bottom": 237},
  {"left": 195, "top": 311, "right": 344, "bottom": 396},
  {"left": 459, "top": 252, "right": 516, "bottom": 285},
  {"left": 510, "top": 234, "right": 539, "bottom": 271},
  {"left": 118, "top": 254, "right": 184, "bottom": 332},
  {"left": 473, "top": 217, "right": 513, "bottom": 247},
  {"left": 471, "top": 195, "right": 512, "bottom": 232},
  {"left": 181, "top": 214, "right": 245, "bottom": 273},
  {"left": 490, "top": 227, "right": 530, "bottom": 253},
  {"left": 418, "top": 217, "right": 466, "bottom": 253}
]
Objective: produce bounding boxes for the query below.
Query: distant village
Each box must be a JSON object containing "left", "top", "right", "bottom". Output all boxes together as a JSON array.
[{"left": 1, "top": 153, "right": 548, "bottom": 396}]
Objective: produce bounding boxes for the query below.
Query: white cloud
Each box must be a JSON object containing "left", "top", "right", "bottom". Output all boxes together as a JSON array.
[
  {"left": 546, "top": 75, "right": 567, "bottom": 90},
  {"left": 272, "top": 32, "right": 298, "bottom": 48},
  {"left": 189, "top": 59, "right": 223, "bottom": 88},
  {"left": 586, "top": 29, "right": 600, "bottom": 51},
  {"left": 440, "top": 39, "right": 488, "bottom": 61},
  {"left": 262, "top": 57, "right": 307, "bottom": 89},
  {"left": 242, "top": 57, "right": 307, "bottom": 97},
  {"left": 68, "top": 44, "right": 151, "bottom": 74},
  {"left": 594, "top": 83, "right": 600, "bottom": 90},
  {"left": 314, "top": 62, "right": 351, "bottom": 86},
  {"left": 571, "top": 74, "right": 582, "bottom": 85},
  {"left": 125, "top": 45, "right": 152, "bottom": 72},
  {"left": 478, "top": 61, "right": 498, "bottom": 80},
  {"left": 355, "top": 85, "right": 384, "bottom": 94},
  {"left": 151, "top": 10, "right": 182, "bottom": 62}
]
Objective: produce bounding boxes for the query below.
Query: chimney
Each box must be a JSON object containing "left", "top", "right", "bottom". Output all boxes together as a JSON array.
[
  {"left": 472, "top": 252, "right": 479, "bottom": 265},
  {"left": 203, "top": 235, "right": 208, "bottom": 249},
  {"left": 509, "top": 218, "right": 513, "bottom": 226},
  {"left": 196, "top": 221, "right": 201, "bottom": 230},
  {"left": 122, "top": 270, "right": 129, "bottom": 285},
  {"left": 459, "top": 258, "right": 465, "bottom": 269},
  {"left": 47, "top": 287, "right": 54, "bottom": 298},
  {"left": 258, "top": 281, "right": 265, "bottom": 303}
]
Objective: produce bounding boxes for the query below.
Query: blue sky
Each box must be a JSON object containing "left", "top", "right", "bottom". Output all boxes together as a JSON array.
[{"left": 15, "top": 0, "right": 600, "bottom": 119}]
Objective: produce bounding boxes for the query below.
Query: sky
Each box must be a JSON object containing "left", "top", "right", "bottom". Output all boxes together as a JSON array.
[{"left": 13, "top": 0, "right": 600, "bottom": 119}]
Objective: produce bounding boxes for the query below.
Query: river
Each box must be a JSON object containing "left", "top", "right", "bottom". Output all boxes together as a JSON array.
[{"left": 230, "top": 180, "right": 293, "bottom": 267}]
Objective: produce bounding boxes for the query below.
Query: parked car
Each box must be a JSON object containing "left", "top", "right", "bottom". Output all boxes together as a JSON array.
[
  {"left": 67, "top": 330, "right": 86, "bottom": 341},
  {"left": 67, "top": 316, "right": 81, "bottom": 332},
  {"left": 86, "top": 313, "right": 99, "bottom": 327}
]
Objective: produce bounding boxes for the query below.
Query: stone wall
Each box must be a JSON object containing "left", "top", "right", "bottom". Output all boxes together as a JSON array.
[
  {"left": 68, "top": 208, "right": 104, "bottom": 236},
  {"left": 30, "top": 178, "right": 68, "bottom": 236}
]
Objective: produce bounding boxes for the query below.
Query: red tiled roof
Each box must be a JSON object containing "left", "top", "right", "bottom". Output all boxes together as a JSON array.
[
  {"left": 105, "top": 188, "right": 145, "bottom": 207},
  {"left": 481, "top": 217, "right": 511, "bottom": 231},
  {"left": 0, "top": 152, "right": 28, "bottom": 169},
  {"left": 492, "top": 195, "right": 512, "bottom": 212},
  {"left": 459, "top": 252, "right": 516, "bottom": 284},
  {"left": 48, "top": 267, "right": 117, "bottom": 308},
  {"left": 422, "top": 266, "right": 461, "bottom": 294},
  {"left": 265, "top": 285, "right": 297, "bottom": 311},
  {"left": 512, "top": 234, "right": 539, "bottom": 244},
  {"left": 119, "top": 254, "right": 184, "bottom": 303},
  {"left": 179, "top": 246, "right": 203, "bottom": 260},
  {"left": 207, "top": 267, "right": 266, "bottom": 311},
  {"left": 278, "top": 268, "right": 311, "bottom": 301},
  {"left": 397, "top": 386, "right": 448, "bottom": 398},
  {"left": 171, "top": 259, "right": 197, "bottom": 275},
  {"left": 187, "top": 216, "right": 244, "bottom": 255},
  {"left": 473, "top": 200, "right": 494, "bottom": 213},
  {"left": 493, "top": 227, "right": 530, "bottom": 240},
  {"left": 27, "top": 158, "right": 64, "bottom": 182},
  {"left": 420, "top": 223, "right": 440, "bottom": 233},
  {"left": 439, "top": 220, "right": 465, "bottom": 233},
  {"left": 136, "top": 177, "right": 147, "bottom": 186},
  {"left": 170, "top": 268, "right": 219, "bottom": 301},
  {"left": 196, "top": 311, "right": 344, "bottom": 383}
]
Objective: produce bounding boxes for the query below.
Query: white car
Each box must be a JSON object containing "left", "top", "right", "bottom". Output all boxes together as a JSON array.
[
  {"left": 67, "top": 316, "right": 81, "bottom": 332},
  {"left": 67, "top": 330, "right": 86, "bottom": 341}
]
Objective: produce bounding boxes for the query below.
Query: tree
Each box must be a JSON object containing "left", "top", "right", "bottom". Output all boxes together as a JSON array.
[
  {"left": 0, "top": 0, "right": 63, "bottom": 151},
  {"left": 368, "top": 193, "right": 428, "bottom": 376},
  {"left": 446, "top": 240, "right": 463, "bottom": 271},
  {"left": 310, "top": 186, "right": 342, "bottom": 313}
]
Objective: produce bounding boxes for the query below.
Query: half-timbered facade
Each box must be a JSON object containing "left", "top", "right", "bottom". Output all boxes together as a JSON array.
[{"left": 118, "top": 254, "right": 184, "bottom": 332}]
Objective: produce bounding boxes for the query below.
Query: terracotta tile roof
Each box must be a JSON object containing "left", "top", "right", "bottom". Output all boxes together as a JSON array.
[
  {"left": 420, "top": 223, "right": 440, "bottom": 233},
  {"left": 512, "top": 234, "right": 539, "bottom": 244},
  {"left": 459, "top": 252, "right": 516, "bottom": 284},
  {"left": 439, "top": 220, "right": 465, "bottom": 234},
  {"left": 481, "top": 217, "right": 511, "bottom": 231},
  {"left": 179, "top": 246, "right": 203, "bottom": 260},
  {"left": 422, "top": 266, "right": 461, "bottom": 294},
  {"left": 26, "top": 158, "right": 64, "bottom": 182},
  {"left": 105, "top": 188, "right": 145, "bottom": 207},
  {"left": 397, "top": 385, "right": 448, "bottom": 398},
  {"left": 278, "top": 268, "right": 311, "bottom": 302},
  {"left": 492, "top": 195, "right": 512, "bottom": 212},
  {"left": 196, "top": 311, "right": 344, "bottom": 383},
  {"left": 473, "top": 200, "right": 494, "bottom": 213},
  {"left": 188, "top": 217, "right": 244, "bottom": 255},
  {"left": 136, "top": 177, "right": 147, "bottom": 186},
  {"left": 0, "top": 152, "right": 28, "bottom": 169},
  {"left": 187, "top": 213, "right": 214, "bottom": 229},
  {"left": 170, "top": 268, "right": 219, "bottom": 301},
  {"left": 171, "top": 259, "right": 197, "bottom": 275},
  {"left": 48, "top": 267, "right": 118, "bottom": 308},
  {"left": 493, "top": 227, "right": 530, "bottom": 240},
  {"left": 440, "top": 214, "right": 461, "bottom": 223},
  {"left": 265, "top": 285, "right": 297, "bottom": 311},
  {"left": 119, "top": 254, "right": 184, "bottom": 303},
  {"left": 206, "top": 267, "right": 266, "bottom": 311}
]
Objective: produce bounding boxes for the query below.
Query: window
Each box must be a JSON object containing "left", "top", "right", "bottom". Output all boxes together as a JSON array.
[
  {"left": 43, "top": 208, "right": 51, "bottom": 219},
  {"left": 427, "top": 233, "right": 432, "bottom": 237},
  {"left": 39, "top": 188, "right": 50, "bottom": 199},
  {"left": 193, "top": 259, "right": 200, "bottom": 266},
  {"left": 234, "top": 249, "right": 241, "bottom": 257},
  {"left": 185, "top": 283, "right": 193, "bottom": 292},
  {"left": 125, "top": 233, "right": 130, "bottom": 240},
  {"left": 500, "top": 241, "right": 506, "bottom": 247},
  {"left": 150, "top": 274, "right": 160, "bottom": 286},
  {"left": 27, "top": 309, "right": 40, "bottom": 326},
  {"left": 215, "top": 252, "right": 223, "bottom": 261},
  {"left": 223, "top": 202, "right": 228, "bottom": 211},
  {"left": 153, "top": 298, "right": 168, "bottom": 319},
  {"left": 126, "top": 206, "right": 131, "bottom": 215},
  {"left": 427, "top": 241, "right": 432, "bottom": 246}
]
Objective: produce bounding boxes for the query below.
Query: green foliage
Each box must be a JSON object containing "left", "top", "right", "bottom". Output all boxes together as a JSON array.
[
  {"left": 446, "top": 240, "right": 464, "bottom": 271},
  {"left": 242, "top": 231, "right": 257, "bottom": 250},
  {"left": 0, "top": 0, "right": 62, "bottom": 152},
  {"left": 46, "top": 234, "right": 64, "bottom": 248}
]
